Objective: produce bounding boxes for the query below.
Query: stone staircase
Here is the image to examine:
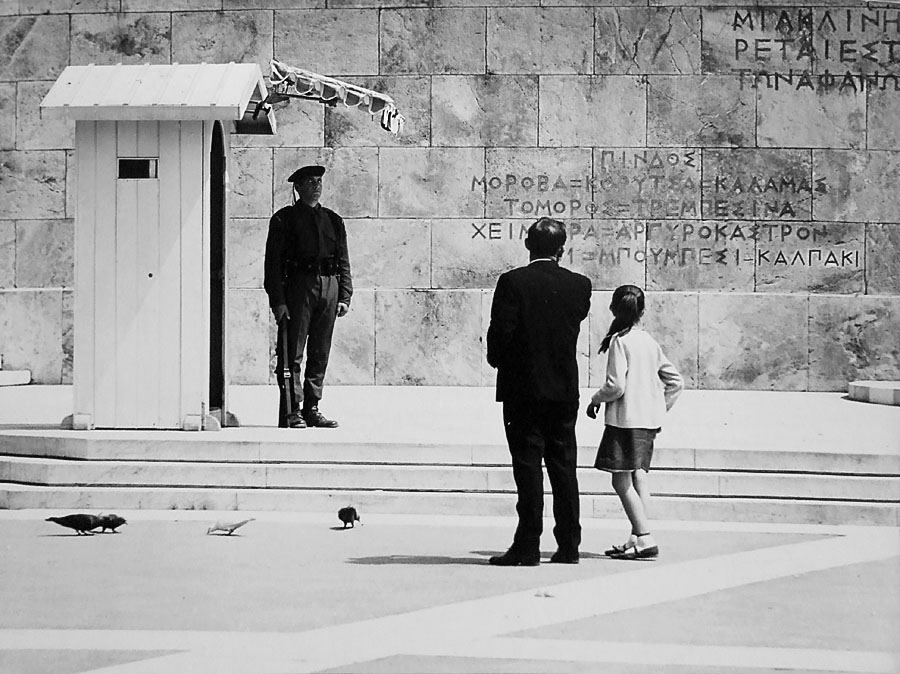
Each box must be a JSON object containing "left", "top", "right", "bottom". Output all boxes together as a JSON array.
[{"left": 1, "top": 433, "right": 898, "bottom": 526}]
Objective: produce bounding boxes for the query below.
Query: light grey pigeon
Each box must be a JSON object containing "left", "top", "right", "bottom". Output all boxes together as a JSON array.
[{"left": 207, "top": 518, "right": 255, "bottom": 535}]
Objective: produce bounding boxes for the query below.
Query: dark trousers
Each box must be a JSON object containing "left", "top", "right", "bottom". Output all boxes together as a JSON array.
[
  {"left": 276, "top": 274, "right": 338, "bottom": 427},
  {"left": 502, "top": 398, "right": 581, "bottom": 556}
]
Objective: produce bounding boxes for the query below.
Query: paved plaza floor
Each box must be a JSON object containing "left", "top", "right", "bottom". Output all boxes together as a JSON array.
[
  {"left": 0, "top": 509, "right": 898, "bottom": 674},
  {"left": 1, "top": 385, "right": 899, "bottom": 672}
]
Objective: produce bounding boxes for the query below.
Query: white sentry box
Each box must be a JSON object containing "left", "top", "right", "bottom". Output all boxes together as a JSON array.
[{"left": 41, "top": 63, "right": 276, "bottom": 430}]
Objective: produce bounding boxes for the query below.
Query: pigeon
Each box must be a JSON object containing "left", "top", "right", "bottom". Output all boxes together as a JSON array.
[
  {"left": 206, "top": 518, "right": 255, "bottom": 535},
  {"left": 337, "top": 505, "right": 361, "bottom": 528},
  {"left": 98, "top": 514, "right": 127, "bottom": 533},
  {"left": 45, "top": 514, "right": 101, "bottom": 535}
]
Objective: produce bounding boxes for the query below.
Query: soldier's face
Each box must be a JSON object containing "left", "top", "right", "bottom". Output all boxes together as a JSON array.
[{"left": 297, "top": 176, "right": 323, "bottom": 205}]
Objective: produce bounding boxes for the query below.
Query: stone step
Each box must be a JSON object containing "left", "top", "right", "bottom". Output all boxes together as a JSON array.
[
  {"left": 1, "top": 435, "right": 897, "bottom": 475},
  {"left": 2, "top": 456, "right": 898, "bottom": 502},
  {"left": 2, "top": 483, "right": 897, "bottom": 527}
]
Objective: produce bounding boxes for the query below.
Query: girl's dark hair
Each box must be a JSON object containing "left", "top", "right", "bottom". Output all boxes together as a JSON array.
[{"left": 598, "top": 285, "right": 645, "bottom": 353}]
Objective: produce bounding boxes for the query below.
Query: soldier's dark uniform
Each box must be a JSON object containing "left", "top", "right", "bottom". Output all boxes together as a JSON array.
[{"left": 264, "top": 168, "right": 352, "bottom": 428}]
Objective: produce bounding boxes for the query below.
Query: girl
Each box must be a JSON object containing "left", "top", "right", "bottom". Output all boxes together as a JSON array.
[{"left": 587, "top": 285, "right": 683, "bottom": 560}]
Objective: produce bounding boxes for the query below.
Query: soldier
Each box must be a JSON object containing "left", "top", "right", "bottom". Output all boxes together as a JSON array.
[{"left": 264, "top": 165, "right": 352, "bottom": 428}]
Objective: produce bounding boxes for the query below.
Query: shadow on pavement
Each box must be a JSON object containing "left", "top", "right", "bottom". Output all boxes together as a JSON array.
[{"left": 347, "top": 554, "right": 491, "bottom": 565}]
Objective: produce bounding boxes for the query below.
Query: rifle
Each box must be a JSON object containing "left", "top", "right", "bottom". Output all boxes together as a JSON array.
[{"left": 279, "top": 318, "right": 296, "bottom": 425}]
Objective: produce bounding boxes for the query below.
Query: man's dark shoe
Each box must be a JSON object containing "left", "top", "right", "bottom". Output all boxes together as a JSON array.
[
  {"left": 303, "top": 407, "right": 338, "bottom": 428},
  {"left": 549, "top": 550, "right": 579, "bottom": 564},
  {"left": 287, "top": 413, "right": 306, "bottom": 429},
  {"left": 488, "top": 550, "right": 540, "bottom": 567}
]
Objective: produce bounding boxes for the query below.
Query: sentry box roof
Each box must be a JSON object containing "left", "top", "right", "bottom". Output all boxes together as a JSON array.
[{"left": 41, "top": 62, "right": 276, "bottom": 134}]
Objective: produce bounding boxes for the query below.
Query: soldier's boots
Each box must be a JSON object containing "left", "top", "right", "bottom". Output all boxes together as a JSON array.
[{"left": 303, "top": 407, "right": 338, "bottom": 428}]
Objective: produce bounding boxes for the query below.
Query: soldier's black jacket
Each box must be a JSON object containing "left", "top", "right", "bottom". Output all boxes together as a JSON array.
[{"left": 263, "top": 200, "right": 353, "bottom": 309}]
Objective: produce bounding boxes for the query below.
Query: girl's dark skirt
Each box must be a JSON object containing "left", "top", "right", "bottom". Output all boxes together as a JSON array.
[{"left": 594, "top": 425, "right": 660, "bottom": 472}]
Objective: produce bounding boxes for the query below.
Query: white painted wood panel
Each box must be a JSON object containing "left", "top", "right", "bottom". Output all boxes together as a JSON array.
[
  {"left": 200, "top": 121, "right": 213, "bottom": 423},
  {"left": 157, "top": 122, "right": 184, "bottom": 428},
  {"left": 115, "top": 121, "right": 140, "bottom": 427},
  {"left": 92, "top": 121, "right": 118, "bottom": 428},
  {"left": 179, "top": 121, "right": 206, "bottom": 427},
  {"left": 73, "top": 122, "right": 96, "bottom": 423},
  {"left": 136, "top": 121, "right": 161, "bottom": 427}
]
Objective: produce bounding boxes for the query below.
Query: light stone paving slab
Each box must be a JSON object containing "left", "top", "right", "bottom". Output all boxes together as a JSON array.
[
  {"left": 698, "top": 293, "right": 808, "bottom": 390},
  {"left": 868, "top": 88, "right": 900, "bottom": 151},
  {"left": 0, "top": 220, "right": 14, "bottom": 288},
  {"left": 0, "top": 151, "right": 66, "bottom": 220},
  {"left": 594, "top": 7, "right": 701, "bottom": 75},
  {"left": 379, "top": 8, "right": 487, "bottom": 75},
  {"left": 0, "top": 290, "right": 64, "bottom": 384},
  {"left": 757, "top": 85, "right": 866, "bottom": 150},
  {"left": 0, "top": 15, "right": 70, "bottom": 80},
  {"left": 14, "top": 219, "right": 74, "bottom": 289},
  {"left": 0, "top": 521, "right": 894, "bottom": 674},
  {"left": 0, "top": 82, "right": 13, "bottom": 150},
  {"left": 866, "top": 223, "right": 900, "bottom": 295},
  {"left": 344, "top": 219, "right": 431, "bottom": 289},
  {"left": 432, "top": 75, "right": 539, "bottom": 147},
  {"left": 275, "top": 9, "right": 378, "bottom": 76},
  {"left": 808, "top": 295, "right": 900, "bottom": 391},
  {"left": 486, "top": 7, "right": 594, "bottom": 75},
  {"left": 17, "top": 80, "right": 73, "bottom": 151},
  {"left": 172, "top": 10, "right": 273, "bottom": 76},
  {"left": 327, "top": 289, "right": 376, "bottom": 386},
  {"left": 69, "top": 13, "right": 171, "bottom": 67},
  {"left": 647, "top": 75, "right": 754, "bottom": 148},
  {"left": 539, "top": 76, "right": 646, "bottom": 147},
  {"left": 813, "top": 150, "right": 900, "bottom": 224},
  {"left": 412, "top": 638, "right": 899, "bottom": 673},
  {"left": 230, "top": 148, "right": 274, "bottom": 219}
]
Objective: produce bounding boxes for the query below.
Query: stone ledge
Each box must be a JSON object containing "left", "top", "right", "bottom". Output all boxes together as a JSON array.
[
  {"left": 0, "top": 371, "right": 30, "bottom": 387},
  {"left": 848, "top": 381, "right": 900, "bottom": 407}
]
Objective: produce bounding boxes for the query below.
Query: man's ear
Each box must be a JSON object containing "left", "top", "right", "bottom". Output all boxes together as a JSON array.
[
  {"left": 524, "top": 236, "right": 532, "bottom": 251},
  {"left": 555, "top": 245, "right": 565, "bottom": 259}
]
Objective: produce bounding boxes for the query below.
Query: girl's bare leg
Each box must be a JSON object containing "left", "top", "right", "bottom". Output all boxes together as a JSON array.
[
  {"left": 612, "top": 470, "right": 656, "bottom": 552},
  {"left": 632, "top": 468, "right": 650, "bottom": 518}
]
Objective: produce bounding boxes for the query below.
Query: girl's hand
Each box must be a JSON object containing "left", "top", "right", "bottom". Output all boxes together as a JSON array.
[{"left": 586, "top": 402, "right": 600, "bottom": 419}]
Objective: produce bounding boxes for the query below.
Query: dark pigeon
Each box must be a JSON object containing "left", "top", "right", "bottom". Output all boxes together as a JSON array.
[
  {"left": 45, "top": 514, "right": 101, "bottom": 535},
  {"left": 337, "top": 506, "right": 360, "bottom": 528},
  {"left": 98, "top": 514, "right": 127, "bottom": 533}
]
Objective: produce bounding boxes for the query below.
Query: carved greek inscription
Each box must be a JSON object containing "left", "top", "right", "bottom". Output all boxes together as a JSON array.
[
  {"left": 472, "top": 151, "right": 826, "bottom": 221},
  {"left": 725, "top": 7, "right": 900, "bottom": 93},
  {"left": 466, "top": 220, "right": 861, "bottom": 274}
]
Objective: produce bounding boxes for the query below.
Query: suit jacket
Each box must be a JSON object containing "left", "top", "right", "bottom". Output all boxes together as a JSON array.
[{"left": 487, "top": 260, "right": 592, "bottom": 403}]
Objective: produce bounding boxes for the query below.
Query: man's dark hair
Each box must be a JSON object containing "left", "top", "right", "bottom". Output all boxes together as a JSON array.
[{"left": 525, "top": 217, "right": 567, "bottom": 258}]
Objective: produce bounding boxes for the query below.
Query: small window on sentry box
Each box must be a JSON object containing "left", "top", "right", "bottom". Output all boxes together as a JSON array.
[{"left": 118, "top": 158, "right": 158, "bottom": 179}]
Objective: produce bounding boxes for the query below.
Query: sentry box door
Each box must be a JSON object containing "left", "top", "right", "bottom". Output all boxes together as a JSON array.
[{"left": 75, "top": 120, "right": 210, "bottom": 429}]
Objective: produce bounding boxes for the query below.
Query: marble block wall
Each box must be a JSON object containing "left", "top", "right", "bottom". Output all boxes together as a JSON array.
[{"left": 2, "top": 4, "right": 899, "bottom": 391}]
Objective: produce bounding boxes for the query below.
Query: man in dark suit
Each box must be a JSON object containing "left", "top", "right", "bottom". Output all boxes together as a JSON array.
[{"left": 486, "top": 217, "right": 592, "bottom": 566}]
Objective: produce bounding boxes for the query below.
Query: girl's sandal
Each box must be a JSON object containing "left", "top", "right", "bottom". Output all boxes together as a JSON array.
[
  {"left": 618, "top": 544, "right": 659, "bottom": 560},
  {"left": 604, "top": 543, "right": 630, "bottom": 557}
]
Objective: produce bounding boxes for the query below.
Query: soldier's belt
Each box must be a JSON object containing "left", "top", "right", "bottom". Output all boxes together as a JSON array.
[{"left": 286, "top": 257, "right": 339, "bottom": 276}]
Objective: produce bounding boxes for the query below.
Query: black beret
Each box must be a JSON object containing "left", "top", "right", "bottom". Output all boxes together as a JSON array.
[{"left": 287, "top": 165, "right": 326, "bottom": 183}]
